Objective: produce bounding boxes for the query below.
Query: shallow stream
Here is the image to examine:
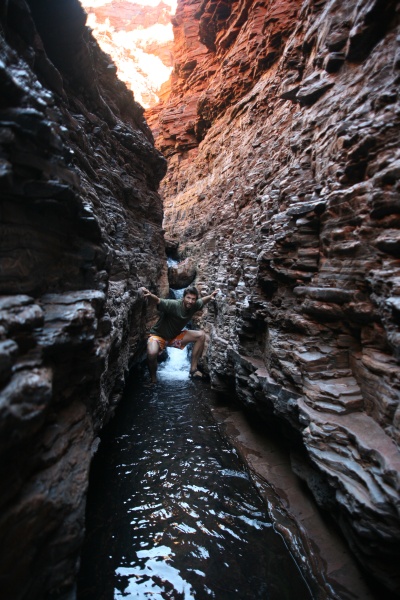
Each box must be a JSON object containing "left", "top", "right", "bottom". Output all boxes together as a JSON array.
[{"left": 77, "top": 348, "right": 313, "bottom": 599}]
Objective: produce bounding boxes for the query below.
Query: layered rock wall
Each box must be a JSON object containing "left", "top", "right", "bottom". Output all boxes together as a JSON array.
[
  {"left": 155, "top": 0, "right": 400, "bottom": 593},
  {"left": 0, "top": 1, "right": 166, "bottom": 597}
]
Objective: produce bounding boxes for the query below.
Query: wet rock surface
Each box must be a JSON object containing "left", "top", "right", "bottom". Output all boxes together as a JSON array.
[
  {"left": 168, "top": 256, "right": 197, "bottom": 288},
  {"left": 210, "top": 396, "right": 377, "bottom": 600},
  {"left": 155, "top": 0, "right": 400, "bottom": 594},
  {"left": 0, "top": 1, "right": 167, "bottom": 598}
]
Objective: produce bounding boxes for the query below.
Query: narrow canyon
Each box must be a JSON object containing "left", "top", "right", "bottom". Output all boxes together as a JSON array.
[{"left": 0, "top": 0, "right": 399, "bottom": 599}]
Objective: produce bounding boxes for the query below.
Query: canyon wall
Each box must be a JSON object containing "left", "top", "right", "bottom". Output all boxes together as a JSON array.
[
  {"left": 154, "top": 0, "right": 400, "bottom": 594},
  {"left": 0, "top": 1, "right": 166, "bottom": 598}
]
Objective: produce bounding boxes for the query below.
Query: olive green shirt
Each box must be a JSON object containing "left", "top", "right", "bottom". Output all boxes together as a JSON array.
[{"left": 150, "top": 298, "right": 204, "bottom": 340}]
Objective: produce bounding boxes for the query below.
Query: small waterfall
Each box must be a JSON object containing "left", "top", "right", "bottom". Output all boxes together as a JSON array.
[{"left": 158, "top": 347, "right": 191, "bottom": 381}]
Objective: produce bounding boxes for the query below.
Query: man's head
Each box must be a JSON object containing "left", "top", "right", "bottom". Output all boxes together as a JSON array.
[{"left": 182, "top": 286, "right": 198, "bottom": 309}]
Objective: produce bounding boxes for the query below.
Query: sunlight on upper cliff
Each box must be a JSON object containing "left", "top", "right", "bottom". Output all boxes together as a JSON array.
[
  {"left": 82, "top": 0, "right": 176, "bottom": 6},
  {"left": 80, "top": 0, "right": 177, "bottom": 108}
]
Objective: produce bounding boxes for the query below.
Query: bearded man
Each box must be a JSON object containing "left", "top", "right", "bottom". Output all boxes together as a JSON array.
[{"left": 141, "top": 286, "right": 219, "bottom": 384}]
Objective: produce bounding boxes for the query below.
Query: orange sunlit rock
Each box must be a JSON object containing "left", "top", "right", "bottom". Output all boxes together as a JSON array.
[{"left": 80, "top": 0, "right": 176, "bottom": 107}]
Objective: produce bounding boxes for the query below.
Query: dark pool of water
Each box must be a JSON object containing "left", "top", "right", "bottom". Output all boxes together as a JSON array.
[{"left": 77, "top": 349, "right": 313, "bottom": 600}]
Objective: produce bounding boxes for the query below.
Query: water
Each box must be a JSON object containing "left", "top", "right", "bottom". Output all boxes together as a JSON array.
[
  {"left": 77, "top": 348, "right": 313, "bottom": 600},
  {"left": 167, "top": 257, "right": 178, "bottom": 267}
]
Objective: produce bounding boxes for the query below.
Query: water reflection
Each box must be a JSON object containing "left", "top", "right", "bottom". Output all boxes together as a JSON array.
[{"left": 77, "top": 350, "right": 313, "bottom": 600}]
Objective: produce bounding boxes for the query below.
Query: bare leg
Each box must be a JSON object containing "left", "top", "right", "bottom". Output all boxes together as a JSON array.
[
  {"left": 147, "top": 338, "right": 160, "bottom": 383},
  {"left": 181, "top": 330, "right": 206, "bottom": 375}
]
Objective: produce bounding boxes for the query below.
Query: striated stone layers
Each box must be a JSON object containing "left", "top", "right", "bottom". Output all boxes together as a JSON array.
[
  {"left": 156, "top": 0, "right": 400, "bottom": 594},
  {"left": 147, "top": 0, "right": 302, "bottom": 150},
  {"left": 0, "top": 1, "right": 166, "bottom": 598}
]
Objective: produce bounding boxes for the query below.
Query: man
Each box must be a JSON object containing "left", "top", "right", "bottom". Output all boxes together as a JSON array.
[{"left": 141, "top": 285, "right": 219, "bottom": 384}]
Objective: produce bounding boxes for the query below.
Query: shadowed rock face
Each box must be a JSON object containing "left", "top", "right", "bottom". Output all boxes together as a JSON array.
[
  {"left": 154, "top": 0, "right": 400, "bottom": 594},
  {"left": 0, "top": 1, "right": 167, "bottom": 598}
]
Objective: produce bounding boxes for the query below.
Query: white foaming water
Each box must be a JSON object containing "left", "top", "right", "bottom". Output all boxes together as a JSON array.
[
  {"left": 158, "top": 347, "right": 191, "bottom": 381},
  {"left": 167, "top": 257, "right": 179, "bottom": 267}
]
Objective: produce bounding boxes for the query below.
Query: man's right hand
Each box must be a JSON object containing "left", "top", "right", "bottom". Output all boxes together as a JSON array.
[{"left": 140, "top": 288, "right": 160, "bottom": 303}]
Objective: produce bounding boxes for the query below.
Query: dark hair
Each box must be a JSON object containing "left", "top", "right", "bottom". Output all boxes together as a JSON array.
[{"left": 183, "top": 286, "right": 199, "bottom": 299}]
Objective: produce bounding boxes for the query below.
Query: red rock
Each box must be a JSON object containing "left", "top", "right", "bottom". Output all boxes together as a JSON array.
[{"left": 151, "top": 0, "right": 400, "bottom": 594}]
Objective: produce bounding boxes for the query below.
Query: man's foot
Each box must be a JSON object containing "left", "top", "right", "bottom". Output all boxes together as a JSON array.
[
  {"left": 189, "top": 369, "right": 209, "bottom": 381},
  {"left": 144, "top": 380, "right": 158, "bottom": 388}
]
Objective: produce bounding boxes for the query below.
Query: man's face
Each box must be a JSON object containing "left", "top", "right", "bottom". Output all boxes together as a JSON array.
[{"left": 183, "top": 293, "right": 197, "bottom": 310}]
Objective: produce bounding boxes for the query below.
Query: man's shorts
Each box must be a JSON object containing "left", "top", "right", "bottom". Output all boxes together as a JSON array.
[{"left": 148, "top": 332, "right": 187, "bottom": 354}]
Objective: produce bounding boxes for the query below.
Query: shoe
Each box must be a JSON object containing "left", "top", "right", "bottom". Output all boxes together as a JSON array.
[{"left": 189, "top": 369, "right": 209, "bottom": 381}]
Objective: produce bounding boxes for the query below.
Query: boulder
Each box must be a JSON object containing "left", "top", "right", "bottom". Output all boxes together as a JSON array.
[{"left": 168, "top": 257, "right": 197, "bottom": 289}]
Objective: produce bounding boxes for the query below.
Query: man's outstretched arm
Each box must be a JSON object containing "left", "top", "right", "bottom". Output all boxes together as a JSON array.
[
  {"left": 201, "top": 289, "right": 220, "bottom": 306},
  {"left": 140, "top": 287, "right": 160, "bottom": 305}
]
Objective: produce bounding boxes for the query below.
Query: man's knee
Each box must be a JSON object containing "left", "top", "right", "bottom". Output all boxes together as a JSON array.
[
  {"left": 183, "top": 329, "right": 206, "bottom": 345},
  {"left": 147, "top": 340, "right": 159, "bottom": 359},
  {"left": 192, "top": 329, "right": 205, "bottom": 342}
]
